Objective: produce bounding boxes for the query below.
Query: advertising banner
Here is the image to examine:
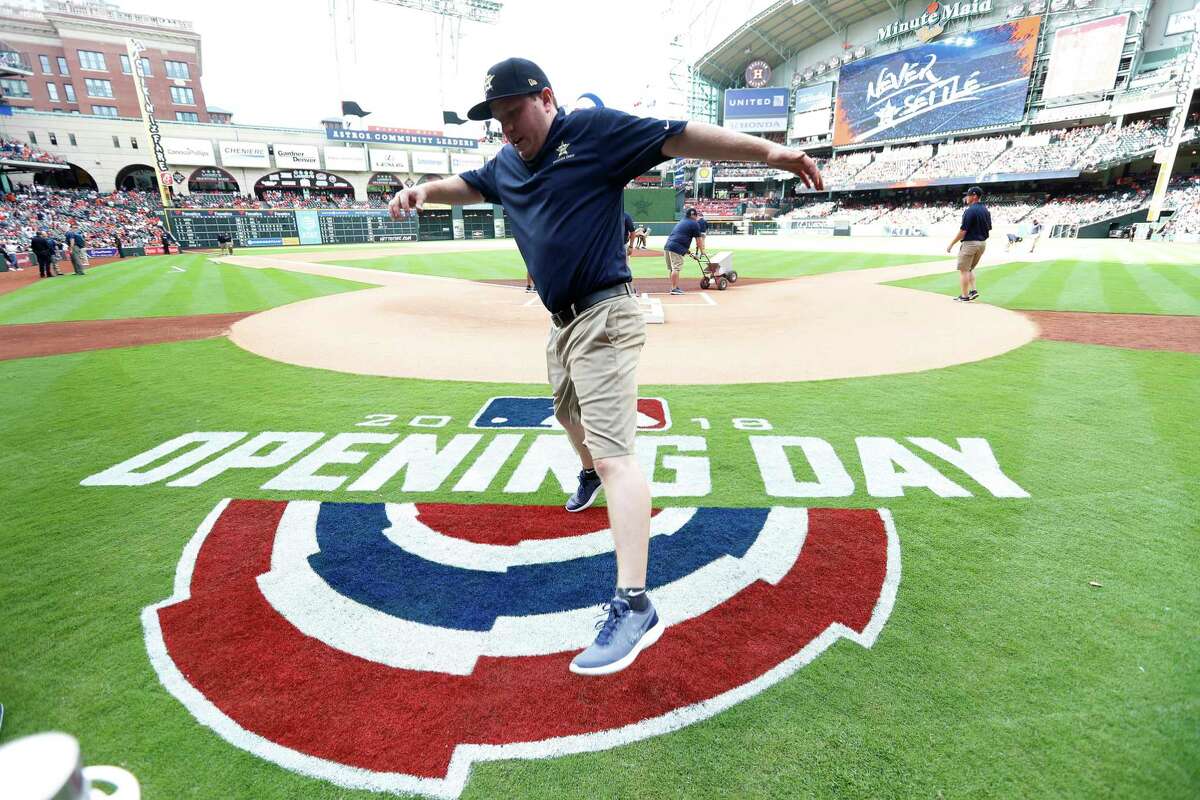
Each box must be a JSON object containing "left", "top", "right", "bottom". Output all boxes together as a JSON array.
[
  {"left": 327, "top": 129, "right": 478, "bottom": 149},
  {"left": 723, "top": 88, "right": 789, "bottom": 133},
  {"left": 369, "top": 149, "right": 411, "bottom": 173},
  {"left": 450, "top": 153, "right": 486, "bottom": 173},
  {"left": 323, "top": 147, "right": 368, "bottom": 171},
  {"left": 791, "top": 109, "right": 832, "bottom": 138},
  {"left": 274, "top": 144, "right": 320, "bottom": 169},
  {"left": 219, "top": 141, "right": 271, "bottom": 168},
  {"left": 833, "top": 16, "right": 1041, "bottom": 146},
  {"left": 162, "top": 137, "right": 216, "bottom": 166},
  {"left": 411, "top": 151, "right": 450, "bottom": 173},
  {"left": 793, "top": 82, "right": 834, "bottom": 113}
]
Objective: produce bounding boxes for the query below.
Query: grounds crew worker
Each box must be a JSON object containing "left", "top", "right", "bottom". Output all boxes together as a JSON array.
[
  {"left": 664, "top": 207, "right": 702, "bottom": 295},
  {"left": 390, "top": 57, "right": 823, "bottom": 676}
]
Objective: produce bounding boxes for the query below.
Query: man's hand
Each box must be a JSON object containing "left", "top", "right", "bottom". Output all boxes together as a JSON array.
[
  {"left": 766, "top": 146, "right": 824, "bottom": 191},
  {"left": 946, "top": 244, "right": 954, "bottom": 253},
  {"left": 389, "top": 187, "right": 426, "bottom": 219}
]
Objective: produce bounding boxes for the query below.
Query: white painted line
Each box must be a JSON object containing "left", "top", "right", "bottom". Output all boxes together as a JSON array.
[{"left": 170, "top": 266, "right": 186, "bottom": 273}]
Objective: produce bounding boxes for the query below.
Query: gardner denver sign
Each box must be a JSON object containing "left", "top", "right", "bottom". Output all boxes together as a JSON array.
[{"left": 878, "top": 0, "right": 993, "bottom": 43}]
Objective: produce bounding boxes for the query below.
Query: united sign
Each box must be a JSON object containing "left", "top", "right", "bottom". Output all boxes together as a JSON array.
[{"left": 144, "top": 500, "right": 901, "bottom": 798}]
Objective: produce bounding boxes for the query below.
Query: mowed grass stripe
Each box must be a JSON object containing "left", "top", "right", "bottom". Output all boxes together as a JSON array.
[
  {"left": 1008, "top": 258, "right": 1076, "bottom": 310},
  {"left": 1094, "top": 261, "right": 1157, "bottom": 315},
  {"left": 1123, "top": 265, "right": 1198, "bottom": 316},
  {"left": 103, "top": 260, "right": 199, "bottom": 320},
  {"left": 1056, "top": 260, "right": 1114, "bottom": 312},
  {"left": 887, "top": 258, "right": 1200, "bottom": 315},
  {"left": 7, "top": 258, "right": 175, "bottom": 323},
  {"left": 0, "top": 258, "right": 162, "bottom": 322},
  {"left": 0, "top": 256, "right": 372, "bottom": 324}
]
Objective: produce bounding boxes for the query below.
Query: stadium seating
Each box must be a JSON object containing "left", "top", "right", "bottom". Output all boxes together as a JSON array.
[
  {"left": 0, "top": 137, "right": 67, "bottom": 165},
  {"left": 1078, "top": 121, "right": 1168, "bottom": 170},
  {"left": 909, "top": 136, "right": 1008, "bottom": 180},
  {"left": 0, "top": 187, "right": 162, "bottom": 249},
  {"left": 989, "top": 126, "right": 1099, "bottom": 174}
]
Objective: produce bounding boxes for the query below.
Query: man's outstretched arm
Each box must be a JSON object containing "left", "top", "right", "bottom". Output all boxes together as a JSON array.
[
  {"left": 661, "top": 122, "right": 823, "bottom": 190},
  {"left": 389, "top": 176, "right": 483, "bottom": 218}
]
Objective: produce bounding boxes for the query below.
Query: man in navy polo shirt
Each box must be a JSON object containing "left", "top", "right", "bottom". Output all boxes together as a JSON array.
[
  {"left": 623, "top": 210, "right": 637, "bottom": 256},
  {"left": 946, "top": 185, "right": 992, "bottom": 302},
  {"left": 390, "top": 57, "right": 823, "bottom": 676},
  {"left": 663, "top": 208, "right": 702, "bottom": 295}
]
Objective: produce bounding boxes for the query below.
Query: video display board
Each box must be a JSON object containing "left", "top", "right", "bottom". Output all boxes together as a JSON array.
[
  {"left": 833, "top": 16, "right": 1042, "bottom": 146},
  {"left": 1042, "top": 14, "right": 1129, "bottom": 100}
]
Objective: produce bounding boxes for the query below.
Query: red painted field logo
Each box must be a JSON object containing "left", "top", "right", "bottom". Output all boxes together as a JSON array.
[{"left": 144, "top": 500, "right": 900, "bottom": 798}]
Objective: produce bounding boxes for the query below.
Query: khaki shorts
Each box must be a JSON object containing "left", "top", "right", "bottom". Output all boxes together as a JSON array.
[
  {"left": 665, "top": 250, "right": 684, "bottom": 273},
  {"left": 547, "top": 294, "right": 646, "bottom": 460},
  {"left": 957, "top": 240, "right": 986, "bottom": 271}
]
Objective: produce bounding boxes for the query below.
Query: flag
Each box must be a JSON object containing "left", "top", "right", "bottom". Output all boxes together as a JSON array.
[
  {"left": 443, "top": 111, "right": 468, "bottom": 125},
  {"left": 341, "top": 100, "right": 371, "bottom": 117}
]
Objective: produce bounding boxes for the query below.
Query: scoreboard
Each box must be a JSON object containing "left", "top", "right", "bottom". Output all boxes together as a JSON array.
[
  {"left": 315, "top": 210, "right": 418, "bottom": 243},
  {"left": 167, "top": 209, "right": 300, "bottom": 247},
  {"left": 166, "top": 206, "right": 501, "bottom": 248}
]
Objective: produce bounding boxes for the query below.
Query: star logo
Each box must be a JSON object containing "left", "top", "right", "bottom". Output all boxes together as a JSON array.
[
  {"left": 556, "top": 142, "right": 569, "bottom": 158},
  {"left": 483, "top": 73, "right": 494, "bottom": 94},
  {"left": 875, "top": 101, "right": 899, "bottom": 127}
]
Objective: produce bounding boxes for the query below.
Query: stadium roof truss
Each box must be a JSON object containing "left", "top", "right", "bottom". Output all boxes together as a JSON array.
[{"left": 693, "top": 0, "right": 895, "bottom": 86}]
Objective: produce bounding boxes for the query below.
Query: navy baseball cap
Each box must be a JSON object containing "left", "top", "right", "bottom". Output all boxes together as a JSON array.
[
  {"left": 965, "top": 186, "right": 984, "bottom": 198},
  {"left": 467, "top": 58, "right": 552, "bottom": 121}
]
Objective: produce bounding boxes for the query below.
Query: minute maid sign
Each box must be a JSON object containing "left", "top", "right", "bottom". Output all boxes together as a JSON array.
[{"left": 878, "top": 0, "right": 993, "bottom": 43}]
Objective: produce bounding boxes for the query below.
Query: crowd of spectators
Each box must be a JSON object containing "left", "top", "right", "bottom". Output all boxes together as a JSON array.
[
  {"left": 0, "top": 186, "right": 163, "bottom": 250},
  {"left": 814, "top": 155, "right": 869, "bottom": 188},
  {"left": 909, "top": 136, "right": 1008, "bottom": 181},
  {"left": 1031, "top": 186, "right": 1149, "bottom": 226},
  {"left": 994, "top": 126, "right": 1100, "bottom": 174},
  {"left": 0, "top": 137, "right": 66, "bottom": 165},
  {"left": 172, "top": 191, "right": 384, "bottom": 210},
  {"left": 851, "top": 155, "right": 925, "bottom": 185},
  {"left": 1160, "top": 177, "right": 1200, "bottom": 236},
  {"left": 1078, "top": 120, "right": 1168, "bottom": 170}
]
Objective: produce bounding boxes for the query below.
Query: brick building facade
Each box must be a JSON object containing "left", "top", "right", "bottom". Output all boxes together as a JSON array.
[{"left": 0, "top": 1, "right": 212, "bottom": 123}]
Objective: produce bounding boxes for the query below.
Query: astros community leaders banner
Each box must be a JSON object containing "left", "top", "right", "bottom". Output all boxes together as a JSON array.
[
  {"left": 833, "top": 16, "right": 1042, "bottom": 146},
  {"left": 723, "top": 87, "right": 790, "bottom": 133}
]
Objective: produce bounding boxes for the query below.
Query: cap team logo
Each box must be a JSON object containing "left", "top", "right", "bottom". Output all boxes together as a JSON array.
[{"left": 144, "top": 499, "right": 900, "bottom": 798}]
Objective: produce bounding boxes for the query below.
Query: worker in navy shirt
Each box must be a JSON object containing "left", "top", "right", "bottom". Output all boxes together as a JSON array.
[
  {"left": 623, "top": 211, "right": 636, "bottom": 257},
  {"left": 390, "top": 56, "right": 823, "bottom": 677},
  {"left": 695, "top": 211, "right": 708, "bottom": 256},
  {"left": 946, "top": 185, "right": 991, "bottom": 302},
  {"left": 663, "top": 208, "right": 702, "bottom": 295}
]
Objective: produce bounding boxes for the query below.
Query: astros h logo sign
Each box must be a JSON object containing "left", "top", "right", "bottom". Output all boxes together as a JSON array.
[{"left": 144, "top": 499, "right": 901, "bottom": 798}]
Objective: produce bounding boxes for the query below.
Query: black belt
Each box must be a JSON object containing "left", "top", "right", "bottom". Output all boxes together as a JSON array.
[{"left": 550, "top": 283, "right": 633, "bottom": 328}]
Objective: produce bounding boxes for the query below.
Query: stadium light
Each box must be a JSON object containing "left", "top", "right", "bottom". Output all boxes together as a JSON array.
[
  {"left": 1050, "top": 0, "right": 1070, "bottom": 12},
  {"left": 1073, "top": 0, "right": 1092, "bottom": 7},
  {"left": 1007, "top": 3, "right": 1025, "bottom": 17},
  {"left": 854, "top": 46, "right": 868, "bottom": 59}
]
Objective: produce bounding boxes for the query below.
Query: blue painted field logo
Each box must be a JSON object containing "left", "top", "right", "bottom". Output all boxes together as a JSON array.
[
  {"left": 144, "top": 500, "right": 900, "bottom": 798},
  {"left": 470, "top": 396, "right": 671, "bottom": 431}
]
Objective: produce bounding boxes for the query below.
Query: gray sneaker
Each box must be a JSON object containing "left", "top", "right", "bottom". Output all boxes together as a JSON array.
[
  {"left": 565, "top": 469, "right": 603, "bottom": 513},
  {"left": 570, "top": 597, "right": 664, "bottom": 676}
]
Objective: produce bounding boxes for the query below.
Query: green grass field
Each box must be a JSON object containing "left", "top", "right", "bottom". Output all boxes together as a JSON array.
[
  {"left": 0, "top": 254, "right": 371, "bottom": 324},
  {"left": 887, "top": 259, "right": 1200, "bottom": 315},
  {"left": 326, "top": 248, "right": 945, "bottom": 280},
  {"left": 0, "top": 244, "right": 1196, "bottom": 799}
]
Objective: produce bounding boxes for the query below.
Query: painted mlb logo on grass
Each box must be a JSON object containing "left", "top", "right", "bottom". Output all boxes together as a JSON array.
[
  {"left": 470, "top": 396, "right": 671, "bottom": 431},
  {"left": 144, "top": 500, "right": 899, "bottom": 799}
]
